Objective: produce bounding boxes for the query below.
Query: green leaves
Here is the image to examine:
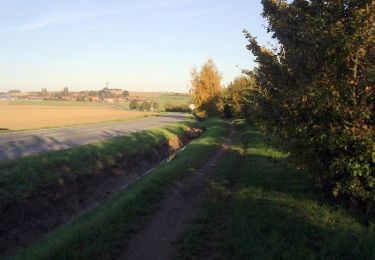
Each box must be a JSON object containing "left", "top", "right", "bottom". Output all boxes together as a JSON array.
[{"left": 244, "top": 0, "right": 375, "bottom": 216}]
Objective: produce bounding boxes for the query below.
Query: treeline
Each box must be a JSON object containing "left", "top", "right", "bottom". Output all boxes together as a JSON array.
[
  {"left": 129, "top": 100, "right": 159, "bottom": 111},
  {"left": 193, "top": 1, "right": 374, "bottom": 216}
]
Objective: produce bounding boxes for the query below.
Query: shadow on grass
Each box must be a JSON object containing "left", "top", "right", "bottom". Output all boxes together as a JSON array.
[
  {"left": 176, "top": 123, "right": 375, "bottom": 260},
  {"left": 228, "top": 155, "right": 374, "bottom": 258}
]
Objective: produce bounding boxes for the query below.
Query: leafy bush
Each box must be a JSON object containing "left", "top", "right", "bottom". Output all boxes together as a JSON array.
[
  {"left": 194, "top": 110, "right": 208, "bottom": 121},
  {"left": 129, "top": 100, "right": 140, "bottom": 110}
]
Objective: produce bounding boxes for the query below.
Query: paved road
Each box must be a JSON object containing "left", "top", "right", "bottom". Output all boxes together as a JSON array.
[{"left": 0, "top": 113, "right": 186, "bottom": 161}]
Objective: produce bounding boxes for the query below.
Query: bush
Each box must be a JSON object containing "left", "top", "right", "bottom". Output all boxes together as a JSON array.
[
  {"left": 222, "top": 104, "right": 233, "bottom": 118},
  {"left": 194, "top": 110, "right": 207, "bottom": 121},
  {"left": 129, "top": 100, "right": 140, "bottom": 110},
  {"left": 140, "top": 100, "right": 152, "bottom": 111}
]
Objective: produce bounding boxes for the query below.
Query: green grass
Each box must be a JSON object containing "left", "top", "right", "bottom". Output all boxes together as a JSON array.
[
  {"left": 176, "top": 120, "right": 375, "bottom": 259},
  {"left": 0, "top": 118, "right": 190, "bottom": 208},
  {"left": 149, "top": 94, "right": 192, "bottom": 106},
  {"left": 10, "top": 118, "right": 228, "bottom": 260}
]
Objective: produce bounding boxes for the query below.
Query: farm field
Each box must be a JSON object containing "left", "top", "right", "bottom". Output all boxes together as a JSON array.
[
  {"left": 0, "top": 101, "right": 152, "bottom": 131},
  {"left": 128, "top": 91, "right": 192, "bottom": 106}
]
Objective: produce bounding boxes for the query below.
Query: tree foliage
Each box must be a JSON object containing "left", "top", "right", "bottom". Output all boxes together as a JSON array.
[
  {"left": 191, "top": 59, "right": 223, "bottom": 115},
  {"left": 123, "top": 90, "right": 129, "bottom": 98},
  {"left": 7, "top": 89, "right": 21, "bottom": 94},
  {"left": 98, "top": 87, "right": 115, "bottom": 99},
  {"left": 61, "top": 87, "right": 69, "bottom": 97},
  {"left": 40, "top": 88, "right": 48, "bottom": 97},
  {"left": 244, "top": 0, "right": 374, "bottom": 212},
  {"left": 140, "top": 100, "right": 151, "bottom": 111},
  {"left": 223, "top": 73, "right": 257, "bottom": 118},
  {"left": 129, "top": 100, "right": 140, "bottom": 110}
]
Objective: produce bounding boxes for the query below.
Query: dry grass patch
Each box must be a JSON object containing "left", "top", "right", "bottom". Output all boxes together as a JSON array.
[{"left": 0, "top": 103, "right": 151, "bottom": 131}]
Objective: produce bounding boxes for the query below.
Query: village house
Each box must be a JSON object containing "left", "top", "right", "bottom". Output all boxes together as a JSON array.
[{"left": 109, "top": 88, "right": 123, "bottom": 96}]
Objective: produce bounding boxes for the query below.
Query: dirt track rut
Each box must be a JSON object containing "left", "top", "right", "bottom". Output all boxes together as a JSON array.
[{"left": 118, "top": 123, "right": 235, "bottom": 260}]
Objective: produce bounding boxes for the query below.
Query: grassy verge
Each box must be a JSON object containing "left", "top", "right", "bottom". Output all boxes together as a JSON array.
[
  {"left": 0, "top": 116, "right": 187, "bottom": 207},
  {"left": 176, "top": 120, "right": 375, "bottom": 259},
  {"left": 11, "top": 118, "right": 228, "bottom": 259}
]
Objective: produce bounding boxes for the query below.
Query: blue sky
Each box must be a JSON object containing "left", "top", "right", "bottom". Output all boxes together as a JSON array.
[{"left": 0, "top": 0, "right": 272, "bottom": 92}]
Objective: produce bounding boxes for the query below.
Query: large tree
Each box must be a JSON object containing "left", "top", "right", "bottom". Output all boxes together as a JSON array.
[
  {"left": 245, "top": 0, "right": 374, "bottom": 210},
  {"left": 191, "top": 59, "right": 223, "bottom": 115}
]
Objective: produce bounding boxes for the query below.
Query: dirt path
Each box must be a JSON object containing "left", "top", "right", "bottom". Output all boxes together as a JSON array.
[{"left": 118, "top": 123, "right": 235, "bottom": 260}]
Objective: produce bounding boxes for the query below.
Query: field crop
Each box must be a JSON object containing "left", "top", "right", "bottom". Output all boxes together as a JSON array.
[
  {"left": 128, "top": 92, "right": 192, "bottom": 106},
  {"left": 0, "top": 102, "right": 151, "bottom": 131}
]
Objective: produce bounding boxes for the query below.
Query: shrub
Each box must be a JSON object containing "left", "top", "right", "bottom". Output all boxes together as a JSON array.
[
  {"left": 194, "top": 110, "right": 208, "bottom": 121},
  {"left": 129, "top": 100, "right": 140, "bottom": 110}
]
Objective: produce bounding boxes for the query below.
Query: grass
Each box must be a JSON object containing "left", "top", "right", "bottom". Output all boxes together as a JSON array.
[
  {"left": 0, "top": 118, "right": 190, "bottom": 208},
  {"left": 128, "top": 92, "right": 192, "bottom": 106},
  {"left": 10, "top": 118, "right": 228, "bottom": 259},
  {"left": 176, "top": 120, "right": 375, "bottom": 259}
]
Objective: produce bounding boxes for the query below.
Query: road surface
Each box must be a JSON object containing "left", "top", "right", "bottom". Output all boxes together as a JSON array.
[{"left": 0, "top": 113, "right": 186, "bottom": 161}]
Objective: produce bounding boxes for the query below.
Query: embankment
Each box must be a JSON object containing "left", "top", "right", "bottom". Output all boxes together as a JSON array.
[{"left": 0, "top": 120, "right": 202, "bottom": 256}]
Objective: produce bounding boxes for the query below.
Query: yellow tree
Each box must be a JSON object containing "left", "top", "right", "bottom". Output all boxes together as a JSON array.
[{"left": 191, "top": 59, "right": 223, "bottom": 115}]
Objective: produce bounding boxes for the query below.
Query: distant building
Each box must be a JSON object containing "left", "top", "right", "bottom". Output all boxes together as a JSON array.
[
  {"left": 27, "top": 96, "right": 43, "bottom": 101},
  {"left": 0, "top": 93, "right": 10, "bottom": 101},
  {"left": 103, "top": 98, "right": 114, "bottom": 103},
  {"left": 109, "top": 88, "right": 123, "bottom": 96},
  {"left": 90, "top": 96, "right": 100, "bottom": 102}
]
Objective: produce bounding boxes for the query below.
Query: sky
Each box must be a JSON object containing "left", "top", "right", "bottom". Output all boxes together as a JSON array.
[{"left": 0, "top": 0, "right": 272, "bottom": 93}]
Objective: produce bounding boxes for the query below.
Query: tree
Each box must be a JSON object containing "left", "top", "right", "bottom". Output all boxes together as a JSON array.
[
  {"left": 98, "top": 87, "right": 115, "bottom": 99},
  {"left": 140, "top": 100, "right": 152, "bottom": 111},
  {"left": 191, "top": 59, "right": 223, "bottom": 115},
  {"left": 129, "top": 100, "right": 140, "bottom": 110},
  {"left": 61, "top": 87, "right": 69, "bottom": 96},
  {"left": 223, "top": 74, "right": 256, "bottom": 118},
  {"left": 40, "top": 88, "right": 48, "bottom": 97},
  {"left": 123, "top": 90, "right": 129, "bottom": 98},
  {"left": 244, "top": 0, "right": 374, "bottom": 210},
  {"left": 87, "top": 91, "right": 98, "bottom": 97},
  {"left": 7, "top": 90, "right": 21, "bottom": 94},
  {"left": 151, "top": 101, "right": 159, "bottom": 111}
]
